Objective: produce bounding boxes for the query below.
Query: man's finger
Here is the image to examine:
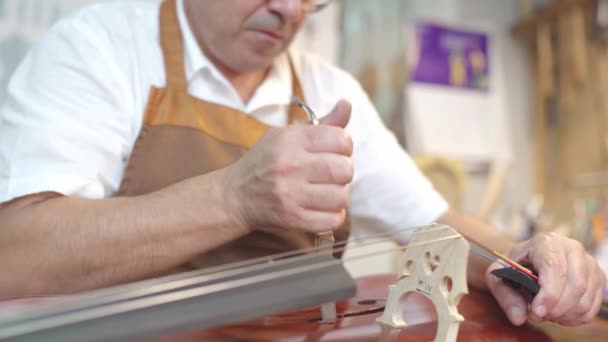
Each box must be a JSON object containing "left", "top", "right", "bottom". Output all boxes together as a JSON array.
[
  {"left": 486, "top": 263, "right": 528, "bottom": 326},
  {"left": 302, "top": 126, "right": 353, "bottom": 156},
  {"left": 529, "top": 235, "right": 568, "bottom": 319},
  {"left": 545, "top": 242, "right": 589, "bottom": 318},
  {"left": 559, "top": 286, "right": 604, "bottom": 326},
  {"left": 298, "top": 184, "right": 349, "bottom": 212},
  {"left": 305, "top": 153, "right": 354, "bottom": 185},
  {"left": 555, "top": 256, "right": 604, "bottom": 324},
  {"left": 298, "top": 208, "right": 346, "bottom": 232},
  {"left": 554, "top": 279, "right": 595, "bottom": 323},
  {"left": 319, "top": 99, "right": 352, "bottom": 128}
]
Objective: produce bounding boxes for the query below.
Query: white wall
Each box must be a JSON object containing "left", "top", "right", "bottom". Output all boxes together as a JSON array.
[
  {"left": 293, "top": 1, "right": 341, "bottom": 65},
  {"left": 460, "top": 0, "right": 533, "bottom": 230},
  {"left": 406, "top": 0, "right": 533, "bottom": 229}
]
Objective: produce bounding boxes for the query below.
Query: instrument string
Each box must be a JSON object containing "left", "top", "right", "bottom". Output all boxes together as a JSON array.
[
  {"left": 35, "top": 226, "right": 434, "bottom": 307},
  {"left": 0, "top": 226, "right": 521, "bottom": 324},
  {"left": 0, "top": 233, "right": 460, "bottom": 327},
  {"left": 162, "top": 224, "right": 520, "bottom": 282},
  {"left": 80, "top": 223, "right": 431, "bottom": 298},
  {"left": 82, "top": 223, "right": 517, "bottom": 303},
  {"left": 459, "top": 231, "right": 538, "bottom": 281},
  {"left": 0, "top": 232, "right": 519, "bottom": 332}
]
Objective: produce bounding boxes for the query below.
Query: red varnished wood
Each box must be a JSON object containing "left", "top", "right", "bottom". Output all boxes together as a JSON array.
[{"left": 151, "top": 274, "right": 608, "bottom": 342}]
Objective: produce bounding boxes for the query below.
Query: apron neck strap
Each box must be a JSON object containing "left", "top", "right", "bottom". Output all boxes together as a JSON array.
[
  {"left": 287, "top": 56, "right": 308, "bottom": 124},
  {"left": 160, "top": 0, "right": 188, "bottom": 92}
]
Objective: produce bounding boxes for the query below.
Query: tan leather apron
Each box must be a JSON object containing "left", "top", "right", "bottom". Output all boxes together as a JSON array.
[{"left": 117, "top": 0, "right": 348, "bottom": 270}]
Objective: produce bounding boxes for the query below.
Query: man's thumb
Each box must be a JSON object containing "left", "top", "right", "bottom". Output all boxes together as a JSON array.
[{"left": 320, "top": 100, "right": 351, "bottom": 128}]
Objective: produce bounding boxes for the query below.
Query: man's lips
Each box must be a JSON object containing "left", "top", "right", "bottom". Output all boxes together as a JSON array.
[{"left": 253, "top": 29, "right": 285, "bottom": 40}]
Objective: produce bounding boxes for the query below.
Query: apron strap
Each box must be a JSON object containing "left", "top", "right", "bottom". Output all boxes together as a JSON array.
[
  {"left": 160, "top": 0, "right": 188, "bottom": 92},
  {"left": 288, "top": 57, "right": 309, "bottom": 124}
]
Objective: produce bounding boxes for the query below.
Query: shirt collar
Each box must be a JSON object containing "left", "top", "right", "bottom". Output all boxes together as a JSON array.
[
  {"left": 175, "top": 0, "right": 293, "bottom": 110},
  {"left": 176, "top": 0, "right": 217, "bottom": 81}
]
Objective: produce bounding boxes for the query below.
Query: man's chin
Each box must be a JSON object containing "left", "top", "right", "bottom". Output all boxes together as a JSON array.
[
  {"left": 221, "top": 43, "right": 288, "bottom": 74},
  {"left": 239, "top": 52, "right": 285, "bottom": 72}
]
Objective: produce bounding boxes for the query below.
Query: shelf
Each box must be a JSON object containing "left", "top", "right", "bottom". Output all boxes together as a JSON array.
[{"left": 512, "top": 0, "right": 594, "bottom": 39}]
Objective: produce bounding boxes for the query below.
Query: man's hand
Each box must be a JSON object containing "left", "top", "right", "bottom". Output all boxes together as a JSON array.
[
  {"left": 486, "top": 232, "right": 606, "bottom": 326},
  {"left": 223, "top": 100, "right": 353, "bottom": 233}
]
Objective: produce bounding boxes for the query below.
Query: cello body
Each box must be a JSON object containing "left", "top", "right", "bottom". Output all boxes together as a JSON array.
[
  {"left": 152, "top": 274, "right": 606, "bottom": 342},
  {"left": 3, "top": 223, "right": 608, "bottom": 341}
]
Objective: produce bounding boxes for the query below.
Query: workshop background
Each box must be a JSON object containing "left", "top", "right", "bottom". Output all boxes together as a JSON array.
[{"left": 2, "top": 0, "right": 608, "bottom": 278}]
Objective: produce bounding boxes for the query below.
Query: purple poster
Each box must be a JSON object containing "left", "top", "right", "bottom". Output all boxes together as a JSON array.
[{"left": 410, "top": 22, "right": 489, "bottom": 91}]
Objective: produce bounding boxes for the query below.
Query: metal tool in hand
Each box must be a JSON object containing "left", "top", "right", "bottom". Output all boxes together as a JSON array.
[
  {"left": 292, "top": 96, "right": 320, "bottom": 125},
  {"left": 292, "top": 96, "right": 338, "bottom": 324}
]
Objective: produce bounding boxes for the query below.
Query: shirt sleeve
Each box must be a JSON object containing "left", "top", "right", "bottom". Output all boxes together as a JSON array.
[
  {"left": 0, "top": 14, "right": 132, "bottom": 203},
  {"left": 346, "top": 80, "right": 449, "bottom": 241}
]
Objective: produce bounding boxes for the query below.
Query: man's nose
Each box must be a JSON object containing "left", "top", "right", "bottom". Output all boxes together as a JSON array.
[{"left": 267, "top": 0, "right": 306, "bottom": 23}]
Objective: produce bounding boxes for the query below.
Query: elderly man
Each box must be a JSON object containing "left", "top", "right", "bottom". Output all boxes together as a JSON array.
[{"left": 0, "top": 0, "right": 604, "bottom": 328}]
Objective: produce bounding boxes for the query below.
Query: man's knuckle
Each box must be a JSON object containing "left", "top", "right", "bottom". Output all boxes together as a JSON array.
[
  {"left": 341, "top": 131, "right": 353, "bottom": 155},
  {"left": 543, "top": 256, "right": 566, "bottom": 276},
  {"left": 341, "top": 189, "right": 350, "bottom": 208},
  {"left": 328, "top": 211, "right": 345, "bottom": 229},
  {"left": 325, "top": 159, "right": 340, "bottom": 183},
  {"left": 335, "top": 188, "right": 350, "bottom": 209},
  {"left": 572, "top": 280, "right": 588, "bottom": 296},
  {"left": 543, "top": 293, "right": 560, "bottom": 306},
  {"left": 571, "top": 239, "right": 585, "bottom": 252},
  {"left": 579, "top": 296, "right": 594, "bottom": 311},
  {"left": 343, "top": 157, "right": 354, "bottom": 183},
  {"left": 330, "top": 156, "right": 352, "bottom": 184},
  {"left": 271, "top": 156, "right": 299, "bottom": 176},
  {"left": 271, "top": 181, "right": 291, "bottom": 204},
  {"left": 536, "top": 232, "right": 553, "bottom": 244},
  {"left": 281, "top": 209, "right": 303, "bottom": 229}
]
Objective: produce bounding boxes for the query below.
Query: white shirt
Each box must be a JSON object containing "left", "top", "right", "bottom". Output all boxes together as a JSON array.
[{"left": 0, "top": 0, "right": 448, "bottom": 237}]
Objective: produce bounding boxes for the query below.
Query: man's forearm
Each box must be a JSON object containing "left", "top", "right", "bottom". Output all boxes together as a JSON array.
[
  {"left": 0, "top": 170, "right": 249, "bottom": 297},
  {"left": 438, "top": 208, "right": 515, "bottom": 290}
]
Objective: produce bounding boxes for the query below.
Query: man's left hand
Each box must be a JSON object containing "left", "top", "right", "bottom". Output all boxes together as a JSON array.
[{"left": 485, "top": 232, "right": 606, "bottom": 326}]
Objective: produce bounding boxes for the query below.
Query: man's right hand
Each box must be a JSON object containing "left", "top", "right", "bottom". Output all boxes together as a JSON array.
[{"left": 223, "top": 100, "right": 353, "bottom": 233}]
